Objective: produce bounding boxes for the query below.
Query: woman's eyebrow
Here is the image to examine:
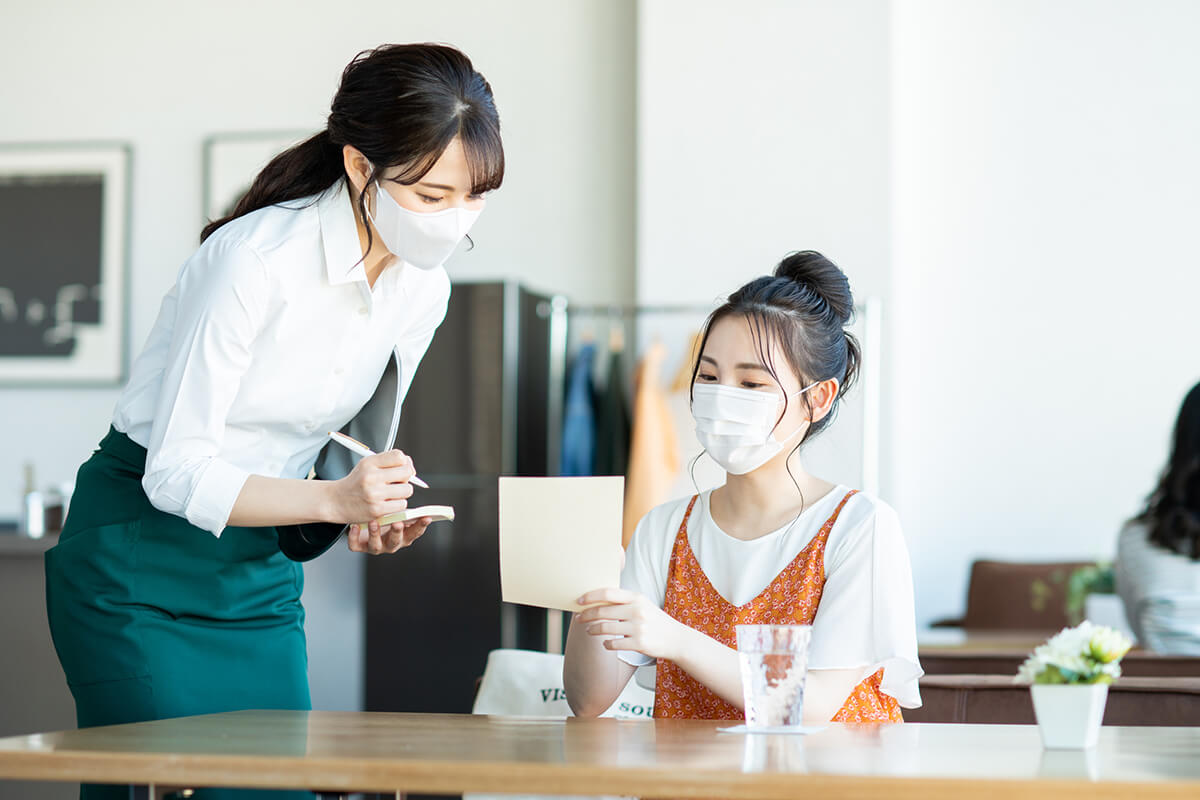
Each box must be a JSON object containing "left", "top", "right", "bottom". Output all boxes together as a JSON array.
[
  {"left": 700, "top": 355, "right": 769, "bottom": 371},
  {"left": 417, "top": 181, "right": 456, "bottom": 191}
]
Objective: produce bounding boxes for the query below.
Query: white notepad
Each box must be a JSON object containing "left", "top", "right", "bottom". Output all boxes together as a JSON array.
[
  {"left": 377, "top": 505, "right": 455, "bottom": 526},
  {"left": 498, "top": 476, "right": 624, "bottom": 612}
]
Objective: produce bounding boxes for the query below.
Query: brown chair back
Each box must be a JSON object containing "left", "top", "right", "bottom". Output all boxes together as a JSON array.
[{"left": 961, "top": 560, "right": 1093, "bottom": 631}]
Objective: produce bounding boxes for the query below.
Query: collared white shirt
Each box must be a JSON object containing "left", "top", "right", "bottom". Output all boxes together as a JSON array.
[
  {"left": 617, "top": 488, "right": 923, "bottom": 708},
  {"left": 113, "top": 178, "right": 450, "bottom": 537}
]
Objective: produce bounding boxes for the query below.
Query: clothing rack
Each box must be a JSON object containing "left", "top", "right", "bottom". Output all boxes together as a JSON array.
[
  {"left": 537, "top": 297, "right": 716, "bottom": 655},
  {"left": 540, "top": 296, "right": 717, "bottom": 494},
  {"left": 536, "top": 300, "right": 720, "bottom": 318}
]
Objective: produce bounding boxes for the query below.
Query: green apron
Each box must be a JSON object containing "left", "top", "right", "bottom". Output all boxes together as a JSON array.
[{"left": 45, "top": 428, "right": 314, "bottom": 800}]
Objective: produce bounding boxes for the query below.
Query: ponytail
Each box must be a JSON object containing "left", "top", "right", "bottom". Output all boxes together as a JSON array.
[{"left": 201, "top": 130, "right": 344, "bottom": 243}]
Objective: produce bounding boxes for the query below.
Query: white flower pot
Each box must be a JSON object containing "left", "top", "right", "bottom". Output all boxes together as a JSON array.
[{"left": 1030, "top": 684, "right": 1109, "bottom": 749}]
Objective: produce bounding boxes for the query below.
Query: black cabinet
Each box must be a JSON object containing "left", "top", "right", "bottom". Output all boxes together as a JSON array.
[{"left": 364, "top": 282, "right": 557, "bottom": 713}]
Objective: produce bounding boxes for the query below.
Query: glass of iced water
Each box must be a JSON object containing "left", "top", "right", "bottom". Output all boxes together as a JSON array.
[{"left": 735, "top": 624, "right": 813, "bottom": 728}]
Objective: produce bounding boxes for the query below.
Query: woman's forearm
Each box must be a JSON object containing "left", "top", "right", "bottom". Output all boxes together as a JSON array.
[
  {"left": 668, "top": 628, "right": 866, "bottom": 724},
  {"left": 802, "top": 668, "right": 868, "bottom": 724},
  {"left": 227, "top": 474, "right": 339, "bottom": 528},
  {"left": 669, "top": 626, "right": 745, "bottom": 708},
  {"left": 564, "top": 613, "right": 636, "bottom": 717}
]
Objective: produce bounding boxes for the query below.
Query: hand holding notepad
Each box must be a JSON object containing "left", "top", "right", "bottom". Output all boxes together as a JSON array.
[
  {"left": 376, "top": 505, "right": 455, "bottom": 526},
  {"left": 498, "top": 477, "right": 624, "bottom": 612}
]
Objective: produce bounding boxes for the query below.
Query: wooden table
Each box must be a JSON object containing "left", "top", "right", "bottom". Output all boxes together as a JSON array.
[
  {"left": 919, "top": 630, "right": 1200, "bottom": 677},
  {"left": 4, "top": 711, "right": 1200, "bottom": 799}
]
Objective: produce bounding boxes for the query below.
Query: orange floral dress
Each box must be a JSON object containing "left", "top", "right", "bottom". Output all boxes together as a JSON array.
[{"left": 653, "top": 491, "right": 903, "bottom": 722}]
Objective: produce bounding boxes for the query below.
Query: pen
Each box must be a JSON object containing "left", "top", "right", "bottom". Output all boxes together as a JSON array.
[{"left": 326, "top": 431, "right": 430, "bottom": 489}]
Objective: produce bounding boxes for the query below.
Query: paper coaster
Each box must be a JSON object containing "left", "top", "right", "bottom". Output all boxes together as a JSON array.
[{"left": 717, "top": 724, "right": 825, "bottom": 735}]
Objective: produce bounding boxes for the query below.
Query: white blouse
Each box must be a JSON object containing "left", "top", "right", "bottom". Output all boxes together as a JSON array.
[
  {"left": 618, "top": 487, "right": 923, "bottom": 708},
  {"left": 1116, "top": 520, "right": 1200, "bottom": 654},
  {"left": 113, "top": 179, "right": 450, "bottom": 537}
]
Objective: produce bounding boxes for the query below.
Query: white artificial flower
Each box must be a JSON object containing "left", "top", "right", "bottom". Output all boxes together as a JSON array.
[
  {"left": 1012, "top": 621, "right": 1132, "bottom": 685},
  {"left": 1089, "top": 626, "right": 1133, "bottom": 664},
  {"left": 1016, "top": 654, "right": 1046, "bottom": 684}
]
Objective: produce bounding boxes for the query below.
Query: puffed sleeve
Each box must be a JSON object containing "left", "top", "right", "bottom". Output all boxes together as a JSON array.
[
  {"left": 809, "top": 498, "right": 923, "bottom": 708},
  {"left": 141, "top": 236, "right": 270, "bottom": 537}
]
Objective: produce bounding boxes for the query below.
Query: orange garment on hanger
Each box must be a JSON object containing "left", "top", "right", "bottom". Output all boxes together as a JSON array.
[
  {"left": 654, "top": 492, "right": 903, "bottom": 723},
  {"left": 622, "top": 341, "right": 680, "bottom": 546}
]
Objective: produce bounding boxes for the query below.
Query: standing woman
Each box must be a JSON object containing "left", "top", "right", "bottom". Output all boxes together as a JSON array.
[{"left": 45, "top": 43, "right": 503, "bottom": 799}]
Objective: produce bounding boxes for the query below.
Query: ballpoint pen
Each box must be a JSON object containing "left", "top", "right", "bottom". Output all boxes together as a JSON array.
[{"left": 326, "top": 431, "right": 430, "bottom": 489}]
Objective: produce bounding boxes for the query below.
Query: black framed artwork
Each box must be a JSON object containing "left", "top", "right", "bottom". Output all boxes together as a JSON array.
[{"left": 0, "top": 143, "right": 131, "bottom": 385}]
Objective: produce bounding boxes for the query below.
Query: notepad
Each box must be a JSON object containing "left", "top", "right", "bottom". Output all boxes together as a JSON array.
[
  {"left": 377, "top": 505, "right": 455, "bottom": 526},
  {"left": 498, "top": 476, "right": 624, "bottom": 612}
]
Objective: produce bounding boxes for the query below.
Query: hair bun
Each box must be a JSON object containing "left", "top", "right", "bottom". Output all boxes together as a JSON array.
[{"left": 774, "top": 250, "right": 854, "bottom": 324}]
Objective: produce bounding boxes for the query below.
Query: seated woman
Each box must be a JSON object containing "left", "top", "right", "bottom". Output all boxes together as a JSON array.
[
  {"left": 1117, "top": 381, "right": 1200, "bottom": 654},
  {"left": 563, "top": 251, "right": 922, "bottom": 723}
]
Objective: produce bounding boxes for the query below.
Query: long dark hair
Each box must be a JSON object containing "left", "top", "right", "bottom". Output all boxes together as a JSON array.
[
  {"left": 201, "top": 43, "right": 504, "bottom": 244},
  {"left": 1138, "top": 381, "right": 1200, "bottom": 558},
  {"left": 690, "top": 251, "right": 861, "bottom": 500}
]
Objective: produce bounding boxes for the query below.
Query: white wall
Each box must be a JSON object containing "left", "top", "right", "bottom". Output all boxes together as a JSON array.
[
  {"left": 891, "top": 0, "right": 1200, "bottom": 626},
  {"left": 0, "top": 0, "right": 635, "bottom": 711},
  {"left": 637, "top": 0, "right": 891, "bottom": 304},
  {"left": 638, "top": 0, "right": 1200, "bottom": 629},
  {"left": 0, "top": 0, "right": 635, "bottom": 514},
  {"left": 636, "top": 1, "right": 896, "bottom": 500}
]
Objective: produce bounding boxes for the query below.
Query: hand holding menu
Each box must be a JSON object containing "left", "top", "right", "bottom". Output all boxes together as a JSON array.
[{"left": 498, "top": 476, "right": 624, "bottom": 612}]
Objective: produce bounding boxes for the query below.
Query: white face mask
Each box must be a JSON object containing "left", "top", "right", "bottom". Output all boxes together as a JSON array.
[
  {"left": 691, "top": 381, "right": 820, "bottom": 475},
  {"left": 366, "top": 180, "right": 481, "bottom": 270}
]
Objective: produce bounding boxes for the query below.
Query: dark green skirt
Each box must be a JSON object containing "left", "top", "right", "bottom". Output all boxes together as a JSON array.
[{"left": 45, "top": 427, "right": 313, "bottom": 800}]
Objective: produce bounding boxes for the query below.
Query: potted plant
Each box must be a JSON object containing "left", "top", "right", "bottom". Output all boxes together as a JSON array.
[{"left": 1014, "top": 621, "right": 1132, "bottom": 749}]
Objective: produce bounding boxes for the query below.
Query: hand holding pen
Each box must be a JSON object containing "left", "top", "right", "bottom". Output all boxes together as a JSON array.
[
  {"left": 327, "top": 431, "right": 432, "bottom": 554},
  {"left": 327, "top": 431, "right": 429, "bottom": 488}
]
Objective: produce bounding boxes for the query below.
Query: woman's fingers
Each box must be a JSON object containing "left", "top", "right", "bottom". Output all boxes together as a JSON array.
[
  {"left": 348, "top": 514, "right": 436, "bottom": 555},
  {"left": 346, "top": 523, "right": 368, "bottom": 552},
  {"left": 586, "top": 620, "right": 632, "bottom": 637},
  {"left": 367, "top": 526, "right": 385, "bottom": 554},
  {"left": 369, "top": 449, "right": 412, "bottom": 469},
  {"left": 577, "top": 587, "right": 636, "bottom": 607},
  {"left": 375, "top": 465, "right": 417, "bottom": 488},
  {"left": 577, "top": 602, "right": 637, "bottom": 624},
  {"left": 383, "top": 518, "right": 430, "bottom": 552}
]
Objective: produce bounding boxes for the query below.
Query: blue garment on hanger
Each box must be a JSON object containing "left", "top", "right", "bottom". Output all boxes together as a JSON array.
[{"left": 560, "top": 343, "right": 598, "bottom": 476}]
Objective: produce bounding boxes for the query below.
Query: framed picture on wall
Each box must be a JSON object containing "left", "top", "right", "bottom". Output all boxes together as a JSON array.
[
  {"left": 202, "top": 130, "right": 311, "bottom": 224},
  {"left": 0, "top": 142, "right": 131, "bottom": 385}
]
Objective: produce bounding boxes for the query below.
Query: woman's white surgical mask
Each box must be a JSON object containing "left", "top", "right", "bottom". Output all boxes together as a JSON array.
[
  {"left": 366, "top": 180, "right": 481, "bottom": 270},
  {"left": 691, "top": 381, "right": 819, "bottom": 475}
]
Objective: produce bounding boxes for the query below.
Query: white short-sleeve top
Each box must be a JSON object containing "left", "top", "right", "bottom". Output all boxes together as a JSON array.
[{"left": 618, "top": 487, "right": 923, "bottom": 708}]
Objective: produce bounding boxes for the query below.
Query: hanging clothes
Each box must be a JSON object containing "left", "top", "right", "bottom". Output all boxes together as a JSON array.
[
  {"left": 593, "top": 329, "right": 631, "bottom": 476},
  {"left": 560, "top": 342, "right": 598, "bottom": 477},
  {"left": 623, "top": 341, "right": 680, "bottom": 547}
]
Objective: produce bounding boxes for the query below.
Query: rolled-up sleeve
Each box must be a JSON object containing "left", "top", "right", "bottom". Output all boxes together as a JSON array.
[{"left": 141, "top": 237, "right": 270, "bottom": 537}]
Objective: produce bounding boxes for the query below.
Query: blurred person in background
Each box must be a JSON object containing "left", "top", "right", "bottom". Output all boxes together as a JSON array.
[{"left": 1117, "top": 381, "right": 1200, "bottom": 654}]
